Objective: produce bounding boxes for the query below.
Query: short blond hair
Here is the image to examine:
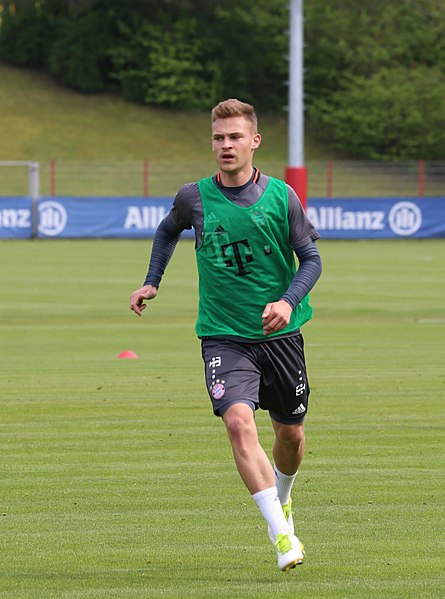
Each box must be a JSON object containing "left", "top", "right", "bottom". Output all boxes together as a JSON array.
[{"left": 211, "top": 98, "right": 257, "bottom": 131}]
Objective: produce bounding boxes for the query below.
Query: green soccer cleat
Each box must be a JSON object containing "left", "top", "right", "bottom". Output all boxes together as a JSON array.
[{"left": 275, "top": 532, "right": 305, "bottom": 572}]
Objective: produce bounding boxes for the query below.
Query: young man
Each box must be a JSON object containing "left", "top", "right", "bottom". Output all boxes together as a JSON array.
[{"left": 130, "top": 99, "right": 322, "bottom": 572}]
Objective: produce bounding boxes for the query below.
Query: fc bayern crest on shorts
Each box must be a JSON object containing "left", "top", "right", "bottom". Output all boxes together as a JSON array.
[{"left": 211, "top": 382, "right": 225, "bottom": 399}]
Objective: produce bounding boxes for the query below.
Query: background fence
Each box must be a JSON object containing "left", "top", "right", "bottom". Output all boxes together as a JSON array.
[{"left": 0, "top": 160, "right": 444, "bottom": 198}]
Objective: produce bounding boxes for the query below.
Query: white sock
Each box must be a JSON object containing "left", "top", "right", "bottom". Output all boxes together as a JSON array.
[
  {"left": 252, "top": 486, "right": 289, "bottom": 540},
  {"left": 274, "top": 464, "right": 297, "bottom": 505}
]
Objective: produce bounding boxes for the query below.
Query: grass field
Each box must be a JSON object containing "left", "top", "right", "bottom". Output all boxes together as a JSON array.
[
  {"left": 0, "top": 60, "right": 342, "bottom": 198},
  {"left": 1, "top": 238, "right": 444, "bottom": 598},
  {"left": 0, "top": 61, "right": 335, "bottom": 163}
]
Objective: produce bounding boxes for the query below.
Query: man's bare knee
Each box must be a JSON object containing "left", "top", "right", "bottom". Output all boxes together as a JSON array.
[
  {"left": 223, "top": 404, "right": 256, "bottom": 446},
  {"left": 274, "top": 421, "right": 305, "bottom": 449}
]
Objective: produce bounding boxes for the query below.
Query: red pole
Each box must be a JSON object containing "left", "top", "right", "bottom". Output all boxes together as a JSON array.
[
  {"left": 285, "top": 166, "right": 307, "bottom": 210},
  {"left": 418, "top": 160, "right": 425, "bottom": 197},
  {"left": 143, "top": 160, "right": 149, "bottom": 197},
  {"left": 327, "top": 160, "right": 333, "bottom": 198},
  {"left": 50, "top": 159, "right": 56, "bottom": 196}
]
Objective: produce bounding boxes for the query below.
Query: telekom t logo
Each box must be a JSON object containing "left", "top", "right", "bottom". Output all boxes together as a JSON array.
[{"left": 221, "top": 239, "right": 253, "bottom": 276}]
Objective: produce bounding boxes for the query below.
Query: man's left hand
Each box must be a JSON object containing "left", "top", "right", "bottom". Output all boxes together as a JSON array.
[{"left": 262, "top": 300, "right": 292, "bottom": 335}]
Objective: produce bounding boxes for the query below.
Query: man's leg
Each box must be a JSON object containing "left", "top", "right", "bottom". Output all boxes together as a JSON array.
[
  {"left": 271, "top": 420, "right": 305, "bottom": 530},
  {"left": 222, "top": 403, "right": 304, "bottom": 569},
  {"left": 223, "top": 402, "right": 274, "bottom": 493},
  {"left": 222, "top": 403, "right": 290, "bottom": 537},
  {"left": 271, "top": 420, "right": 305, "bottom": 478}
]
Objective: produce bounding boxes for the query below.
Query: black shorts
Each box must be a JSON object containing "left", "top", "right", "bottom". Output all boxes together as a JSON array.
[{"left": 201, "top": 334, "right": 310, "bottom": 425}]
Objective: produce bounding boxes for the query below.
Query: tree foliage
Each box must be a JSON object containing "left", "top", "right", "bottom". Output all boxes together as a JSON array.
[
  {"left": 109, "top": 18, "right": 216, "bottom": 108},
  {"left": 48, "top": 8, "right": 117, "bottom": 92},
  {"left": 0, "top": 0, "right": 443, "bottom": 158},
  {"left": 304, "top": 0, "right": 445, "bottom": 158},
  {"left": 312, "top": 66, "right": 445, "bottom": 159}
]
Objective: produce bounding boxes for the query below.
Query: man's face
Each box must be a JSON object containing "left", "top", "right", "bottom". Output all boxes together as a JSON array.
[{"left": 211, "top": 116, "right": 261, "bottom": 176}]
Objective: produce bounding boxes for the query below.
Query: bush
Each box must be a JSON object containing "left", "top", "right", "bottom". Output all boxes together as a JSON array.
[
  {"left": 110, "top": 19, "right": 217, "bottom": 109},
  {"left": 48, "top": 10, "right": 116, "bottom": 92},
  {"left": 305, "top": 0, "right": 445, "bottom": 158},
  {"left": 0, "top": 1, "right": 56, "bottom": 67},
  {"left": 310, "top": 66, "right": 445, "bottom": 159}
]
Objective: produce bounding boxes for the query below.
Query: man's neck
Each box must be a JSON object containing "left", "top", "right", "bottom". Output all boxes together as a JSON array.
[{"left": 218, "top": 167, "right": 254, "bottom": 188}]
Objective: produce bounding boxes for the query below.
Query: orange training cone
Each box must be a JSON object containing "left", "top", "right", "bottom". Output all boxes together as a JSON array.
[{"left": 117, "top": 350, "right": 138, "bottom": 359}]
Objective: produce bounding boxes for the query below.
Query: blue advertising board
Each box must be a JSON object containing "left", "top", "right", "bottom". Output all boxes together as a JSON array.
[
  {"left": 36, "top": 197, "right": 181, "bottom": 238},
  {"left": 307, "top": 198, "right": 445, "bottom": 239},
  {"left": 1, "top": 196, "right": 444, "bottom": 239}
]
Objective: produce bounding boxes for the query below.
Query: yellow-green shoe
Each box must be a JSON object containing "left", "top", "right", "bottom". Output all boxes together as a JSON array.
[{"left": 275, "top": 532, "right": 304, "bottom": 571}]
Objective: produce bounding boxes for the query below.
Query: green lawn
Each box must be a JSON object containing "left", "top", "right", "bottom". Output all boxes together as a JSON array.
[
  {"left": 0, "top": 61, "right": 334, "bottom": 163},
  {"left": 0, "top": 238, "right": 444, "bottom": 598},
  {"left": 0, "top": 60, "right": 338, "bottom": 197}
]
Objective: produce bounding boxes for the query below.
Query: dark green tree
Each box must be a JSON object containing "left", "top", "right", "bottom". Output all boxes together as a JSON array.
[{"left": 304, "top": 0, "right": 445, "bottom": 158}]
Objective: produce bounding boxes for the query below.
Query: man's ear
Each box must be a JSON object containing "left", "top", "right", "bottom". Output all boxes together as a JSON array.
[{"left": 252, "top": 133, "right": 262, "bottom": 150}]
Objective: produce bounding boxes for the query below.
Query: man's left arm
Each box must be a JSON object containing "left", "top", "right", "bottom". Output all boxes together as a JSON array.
[
  {"left": 262, "top": 184, "right": 322, "bottom": 334},
  {"left": 280, "top": 240, "right": 322, "bottom": 309},
  {"left": 262, "top": 241, "right": 322, "bottom": 334}
]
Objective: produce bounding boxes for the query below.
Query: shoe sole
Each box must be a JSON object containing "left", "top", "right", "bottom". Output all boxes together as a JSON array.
[
  {"left": 282, "top": 558, "right": 303, "bottom": 572},
  {"left": 280, "top": 543, "right": 305, "bottom": 572}
]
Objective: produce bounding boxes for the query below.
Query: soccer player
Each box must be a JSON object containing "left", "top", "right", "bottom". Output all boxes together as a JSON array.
[{"left": 130, "top": 99, "right": 322, "bottom": 572}]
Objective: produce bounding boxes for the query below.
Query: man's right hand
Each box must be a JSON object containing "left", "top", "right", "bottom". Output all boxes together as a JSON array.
[{"left": 130, "top": 285, "right": 158, "bottom": 316}]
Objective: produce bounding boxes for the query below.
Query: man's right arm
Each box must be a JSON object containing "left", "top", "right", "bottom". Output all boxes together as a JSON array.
[
  {"left": 142, "top": 181, "right": 201, "bottom": 288},
  {"left": 130, "top": 213, "right": 183, "bottom": 316},
  {"left": 129, "top": 183, "right": 199, "bottom": 316},
  {"left": 143, "top": 215, "right": 182, "bottom": 288}
]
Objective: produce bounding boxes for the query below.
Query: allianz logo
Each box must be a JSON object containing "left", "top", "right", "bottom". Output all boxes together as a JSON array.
[
  {"left": 38, "top": 201, "right": 67, "bottom": 236},
  {"left": 0, "top": 208, "right": 31, "bottom": 228},
  {"left": 307, "top": 201, "right": 422, "bottom": 236},
  {"left": 124, "top": 206, "right": 167, "bottom": 229},
  {"left": 307, "top": 206, "right": 385, "bottom": 231}
]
